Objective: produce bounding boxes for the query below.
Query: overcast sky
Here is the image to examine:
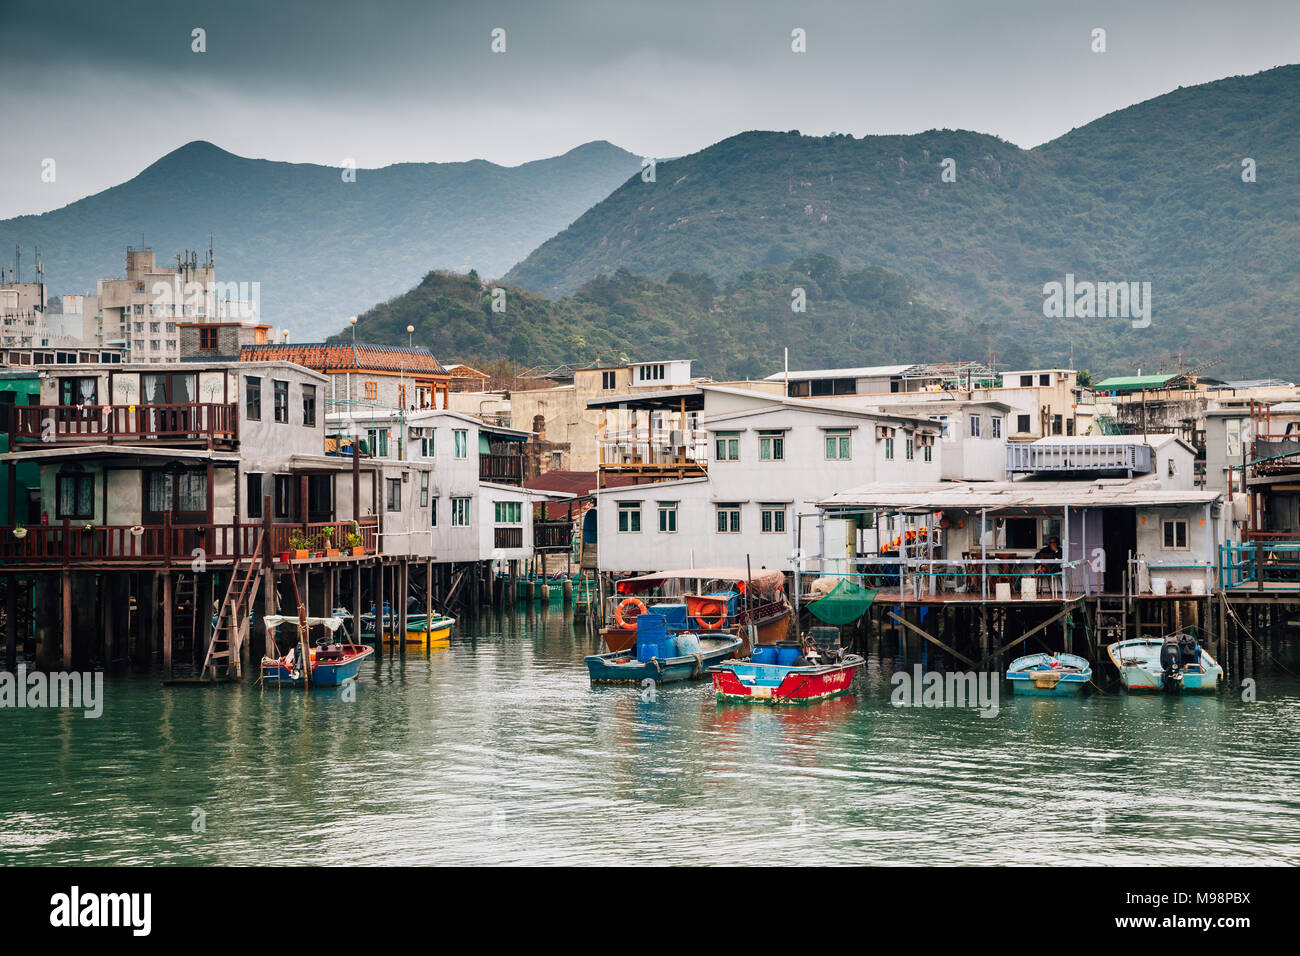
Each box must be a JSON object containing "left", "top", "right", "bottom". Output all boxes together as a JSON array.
[{"left": 1, "top": 0, "right": 1296, "bottom": 217}]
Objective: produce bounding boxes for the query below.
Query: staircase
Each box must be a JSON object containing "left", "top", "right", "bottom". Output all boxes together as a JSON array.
[
  {"left": 1092, "top": 594, "right": 1128, "bottom": 646},
  {"left": 168, "top": 573, "right": 198, "bottom": 676},
  {"left": 201, "top": 532, "right": 265, "bottom": 681}
]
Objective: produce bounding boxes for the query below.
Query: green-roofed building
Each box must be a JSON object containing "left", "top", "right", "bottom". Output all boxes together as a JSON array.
[{"left": 1092, "top": 373, "right": 1191, "bottom": 394}]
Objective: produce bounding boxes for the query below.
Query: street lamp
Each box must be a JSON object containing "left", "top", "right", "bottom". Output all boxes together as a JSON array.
[
  {"left": 407, "top": 324, "right": 414, "bottom": 349},
  {"left": 349, "top": 315, "right": 358, "bottom": 344}
]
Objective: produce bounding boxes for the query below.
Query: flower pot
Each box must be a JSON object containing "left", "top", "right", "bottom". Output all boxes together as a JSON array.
[
  {"left": 326, "top": 548, "right": 340, "bottom": 558},
  {"left": 295, "top": 549, "right": 309, "bottom": 560},
  {"left": 279, "top": 551, "right": 292, "bottom": 563},
  {"left": 352, "top": 546, "right": 364, "bottom": 556}
]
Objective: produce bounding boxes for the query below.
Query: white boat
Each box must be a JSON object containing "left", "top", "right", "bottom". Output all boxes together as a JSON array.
[
  {"left": 1106, "top": 634, "right": 1222, "bottom": 693},
  {"left": 1006, "top": 652, "right": 1091, "bottom": 695}
]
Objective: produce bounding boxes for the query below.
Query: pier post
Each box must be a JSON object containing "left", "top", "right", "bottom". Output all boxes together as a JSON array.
[
  {"left": 425, "top": 560, "right": 433, "bottom": 639},
  {"left": 398, "top": 559, "right": 408, "bottom": 652},
  {"left": 352, "top": 565, "right": 362, "bottom": 641},
  {"left": 162, "top": 572, "right": 174, "bottom": 675},
  {"left": 61, "top": 570, "right": 72, "bottom": 670},
  {"left": 4, "top": 575, "right": 16, "bottom": 672},
  {"left": 102, "top": 575, "right": 114, "bottom": 668}
]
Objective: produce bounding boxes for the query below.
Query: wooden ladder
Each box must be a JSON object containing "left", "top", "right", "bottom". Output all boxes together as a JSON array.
[{"left": 202, "top": 531, "right": 265, "bottom": 681}]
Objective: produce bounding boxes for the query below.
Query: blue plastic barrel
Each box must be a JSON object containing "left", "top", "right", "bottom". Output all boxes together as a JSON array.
[
  {"left": 776, "top": 645, "right": 802, "bottom": 666},
  {"left": 636, "top": 613, "right": 667, "bottom": 652},
  {"left": 752, "top": 645, "right": 778, "bottom": 665},
  {"left": 636, "top": 641, "right": 659, "bottom": 662},
  {"left": 649, "top": 603, "right": 689, "bottom": 630}
]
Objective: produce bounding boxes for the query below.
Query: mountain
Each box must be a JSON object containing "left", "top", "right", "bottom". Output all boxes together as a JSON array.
[
  {"left": 501, "top": 65, "right": 1300, "bottom": 378},
  {"left": 329, "top": 256, "right": 964, "bottom": 381},
  {"left": 0, "top": 140, "right": 641, "bottom": 339}
]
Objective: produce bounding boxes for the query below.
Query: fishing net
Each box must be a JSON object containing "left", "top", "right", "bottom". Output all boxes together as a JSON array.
[{"left": 807, "top": 578, "right": 878, "bottom": 625}]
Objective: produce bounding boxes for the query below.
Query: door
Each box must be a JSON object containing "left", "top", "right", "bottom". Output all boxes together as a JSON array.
[
  {"left": 306, "top": 474, "right": 333, "bottom": 524},
  {"left": 1101, "top": 508, "right": 1136, "bottom": 594}
]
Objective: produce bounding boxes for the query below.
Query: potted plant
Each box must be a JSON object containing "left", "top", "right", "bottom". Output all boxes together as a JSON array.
[
  {"left": 345, "top": 531, "right": 363, "bottom": 556},
  {"left": 322, "top": 528, "right": 340, "bottom": 558},
  {"left": 288, "top": 530, "right": 310, "bottom": 560},
  {"left": 12, "top": 526, "right": 27, "bottom": 540},
  {"left": 81, "top": 523, "right": 94, "bottom": 534}
]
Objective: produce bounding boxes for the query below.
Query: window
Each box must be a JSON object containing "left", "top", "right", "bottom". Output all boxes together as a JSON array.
[
  {"left": 420, "top": 471, "right": 429, "bottom": 507},
  {"left": 451, "top": 496, "right": 471, "bottom": 527},
  {"left": 905, "top": 435, "right": 915, "bottom": 460},
  {"left": 1052, "top": 414, "right": 1063, "bottom": 436},
  {"left": 1167, "top": 458, "right": 1177, "bottom": 478},
  {"left": 884, "top": 437, "right": 894, "bottom": 460},
  {"left": 149, "top": 322, "right": 160, "bottom": 333},
  {"left": 200, "top": 327, "right": 219, "bottom": 350},
  {"left": 825, "top": 429, "right": 851, "bottom": 460},
  {"left": 715, "top": 503, "right": 741, "bottom": 534},
  {"left": 1020, "top": 375, "right": 1034, "bottom": 387},
  {"left": 430, "top": 497, "right": 438, "bottom": 527},
  {"left": 970, "top": 415, "right": 981, "bottom": 438},
  {"left": 601, "top": 370, "right": 616, "bottom": 390},
  {"left": 59, "top": 376, "right": 97, "bottom": 407},
  {"left": 273, "top": 475, "right": 293, "bottom": 518},
  {"left": 56, "top": 472, "right": 94, "bottom": 519},
  {"left": 1226, "top": 419, "right": 1242, "bottom": 457},
  {"left": 1017, "top": 413, "right": 1031, "bottom": 434},
  {"left": 618, "top": 501, "right": 641, "bottom": 533},
  {"left": 991, "top": 417, "right": 1002, "bottom": 439},
  {"left": 1163, "top": 519, "right": 1188, "bottom": 550},
  {"left": 923, "top": 444, "right": 932, "bottom": 463},
  {"left": 246, "top": 474, "right": 263, "bottom": 518},
  {"left": 759, "top": 431, "right": 785, "bottom": 461},
  {"left": 246, "top": 376, "right": 262, "bottom": 420},
  {"left": 366, "top": 427, "right": 389, "bottom": 458},
  {"left": 760, "top": 504, "right": 786, "bottom": 534},
  {"left": 714, "top": 432, "right": 740, "bottom": 461},
  {"left": 637, "top": 364, "right": 665, "bottom": 382},
  {"left": 453, "top": 429, "right": 468, "bottom": 459},
  {"left": 658, "top": 501, "right": 678, "bottom": 533},
  {"left": 386, "top": 478, "right": 402, "bottom": 512},
  {"left": 145, "top": 470, "right": 206, "bottom": 516},
  {"left": 302, "top": 385, "right": 316, "bottom": 427},
  {"left": 494, "top": 501, "right": 522, "bottom": 524},
  {"left": 273, "top": 380, "right": 289, "bottom": 423},
  {"left": 363, "top": 381, "right": 378, "bottom": 401},
  {"left": 1039, "top": 374, "right": 1051, "bottom": 386},
  {"left": 420, "top": 434, "right": 436, "bottom": 458}
]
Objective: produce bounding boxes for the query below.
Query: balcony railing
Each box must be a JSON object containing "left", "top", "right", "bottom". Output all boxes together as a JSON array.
[
  {"left": 599, "top": 428, "right": 709, "bottom": 468},
  {"left": 533, "top": 519, "right": 572, "bottom": 552},
  {"left": 8, "top": 403, "right": 239, "bottom": 444},
  {"left": 494, "top": 526, "right": 524, "bottom": 549},
  {"left": 0, "top": 516, "right": 379, "bottom": 566},
  {"left": 479, "top": 453, "right": 524, "bottom": 484},
  {"left": 1006, "top": 442, "right": 1151, "bottom": 475}
]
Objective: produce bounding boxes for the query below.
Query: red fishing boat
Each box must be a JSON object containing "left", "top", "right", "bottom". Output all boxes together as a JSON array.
[{"left": 709, "top": 629, "right": 862, "bottom": 704}]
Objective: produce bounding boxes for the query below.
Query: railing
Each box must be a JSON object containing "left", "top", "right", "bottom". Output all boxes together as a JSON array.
[
  {"left": 0, "top": 515, "right": 380, "bottom": 565},
  {"left": 494, "top": 526, "right": 524, "bottom": 549},
  {"left": 840, "top": 554, "right": 1081, "bottom": 602},
  {"left": 269, "top": 518, "right": 379, "bottom": 556},
  {"left": 599, "top": 429, "right": 709, "bottom": 467},
  {"left": 533, "top": 519, "right": 572, "bottom": 552},
  {"left": 479, "top": 453, "right": 524, "bottom": 484},
  {"left": 1220, "top": 541, "right": 1300, "bottom": 592},
  {"left": 1006, "top": 442, "right": 1151, "bottom": 474},
  {"left": 9, "top": 403, "right": 238, "bottom": 444}
]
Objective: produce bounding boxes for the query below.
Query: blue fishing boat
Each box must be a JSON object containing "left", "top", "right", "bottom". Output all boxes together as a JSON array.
[
  {"left": 1006, "top": 652, "right": 1091, "bottom": 696},
  {"left": 585, "top": 633, "right": 741, "bottom": 684},
  {"left": 259, "top": 614, "right": 374, "bottom": 687},
  {"left": 1107, "top": 634, "right": 1223, "bottom": 693}
]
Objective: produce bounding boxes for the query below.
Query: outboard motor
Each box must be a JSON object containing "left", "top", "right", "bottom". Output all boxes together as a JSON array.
[{"left": 1159, "top": 636, "right": 1183, "bottom": 692}]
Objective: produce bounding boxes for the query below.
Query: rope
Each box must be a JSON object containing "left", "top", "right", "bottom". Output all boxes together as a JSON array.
[{"left": 1219, "top": 592, "right": 1300, "bottom": 678}]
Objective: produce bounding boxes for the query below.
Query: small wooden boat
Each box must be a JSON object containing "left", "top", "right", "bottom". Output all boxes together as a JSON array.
[
  {"left": 397, "top": 614, "right": 456, "bottom": 646},
  {"left": 585, "top": 633, "right": 742, "bottom": 685},
  {"left": 259, "top": 615, "right": 373, "bottom": 687},
  {"left": 601, "top": 567, "right": 790, "bottom": 654},
  {"left": 710, "top": 654, "right": 864, "bottom": 704},
  {"left": 1107, "top": 634, "right": 1223, "bottom": 693},
  {"left": 1006, "top": 652, "right": 1091, "bottom": 696}
]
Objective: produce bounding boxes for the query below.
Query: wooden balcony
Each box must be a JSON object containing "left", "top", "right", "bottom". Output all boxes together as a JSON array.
[
  {"left": 7, "top": 403, "right": 238, "bottom": 446},
  {"left": 479, "top": 453, "right": 524, "bottom": 484},
  {"left": 0, "top": 516, "right": 379, "bottom": 568},
  {"left": 533, "top": 519, "right": 572, "bottom": 553}
]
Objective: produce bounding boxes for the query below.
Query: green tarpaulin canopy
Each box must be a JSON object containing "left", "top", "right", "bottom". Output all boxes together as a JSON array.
[{"left": 807, "top": 579, "right": 878, "bottom": 625}]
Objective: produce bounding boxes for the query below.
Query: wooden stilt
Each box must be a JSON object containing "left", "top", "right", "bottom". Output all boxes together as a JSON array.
[
  {"left": 5, "top": 575, "right": 17, "bottom": 671},
  {"left": 162, "top": 572, "right": 174, "bottom": 675},
  {"left": 61, "top": 570, "right": 73, "bottom": 669}
]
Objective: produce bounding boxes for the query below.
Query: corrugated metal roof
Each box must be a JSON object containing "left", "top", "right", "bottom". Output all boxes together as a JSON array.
[
  {"left": 763, "top": 364, "right": 913, "bottom": 382},
  {"left": 1092, "top": 374, "right": 1178, "bottom": 391},
  {"left": 818, "top": 477, "right": 1219, "bottom": 511}
]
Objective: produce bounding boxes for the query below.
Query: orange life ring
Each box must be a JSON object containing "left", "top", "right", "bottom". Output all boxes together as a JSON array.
[
  {"left": 691, "top": 600, "right": 726, "bottom": 630},
  {"left": 615, "top": 597, "right": 647, "bottom": 629}
]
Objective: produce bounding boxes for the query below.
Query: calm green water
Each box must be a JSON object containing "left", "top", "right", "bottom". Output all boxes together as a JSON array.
[{"left": 2, "top": 607, "right": 1299, "bottom": 866}]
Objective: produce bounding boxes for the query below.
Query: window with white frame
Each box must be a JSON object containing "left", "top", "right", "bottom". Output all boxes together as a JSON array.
[
  {"left": 923, "top": 444, "right": 932, "bottom": 463},
  {"left": 1162, "top": 518, "right": 1188, "bottom": 550},
  {"left": 825, "top": 429, "right": 851, "bottom": 460},
  {"left": 758, "top": 430, "right": 785, "bottom": 461},
  {"left": 991, "top": 417, "right": 1002, "bottom": 439},
  {"left": 714, "top": 432, "right": 740, "bottom": 461},
  {"left": 883, "top": 437, "right": 894, "bottom": 460},
  {"left": 494, "top": 501, "right": 522, "bottom": 524},
  {"left": 420, "top": 433, "right": 435, "bottom": 458},
  {"left": 450, "top": 496, "right": 471, "bottom": 527},
  {"left": 658, "top": 501, "right": 677, "bottom": 533},
  {"left": 760, "top": 504, "right": 786, "bottom": 534},
  {"left": 453, "top": 429, "right": 468, "bottom": 459},
  {"left": 618, "top": 501, "right": 641, "bottom": 533},
  {"left": 970, "top": 415, "right": 981, "bottom": 437},
  {"left": 420, "top": 471, "right": 429, "bottom": 507},
  {"left": 430, "top": 497, "right": 438, "bottom": 526},
  {"left": 905, "top": 435, "right": 915, "bottom": 460},
  {"left": 715, "top": 503, "right": 741, "bottom": 533}
]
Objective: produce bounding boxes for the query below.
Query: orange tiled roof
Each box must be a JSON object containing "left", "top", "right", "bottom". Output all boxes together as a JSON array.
[{"left": 240, "top": 342, "right": 448, "bottom": 375}]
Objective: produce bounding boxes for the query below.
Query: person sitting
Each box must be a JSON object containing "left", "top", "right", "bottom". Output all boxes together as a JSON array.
[{"left": 1034, "top": 537, "right": 1063, "bottom": 575}]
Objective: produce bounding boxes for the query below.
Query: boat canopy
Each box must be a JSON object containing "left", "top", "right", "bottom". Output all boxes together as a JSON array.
[
  {"left": 616, "top": 567, "right": 785, "bottom": 596},
  {"left": 262, "top": 615, "right": 345, "bottom": 632}
]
